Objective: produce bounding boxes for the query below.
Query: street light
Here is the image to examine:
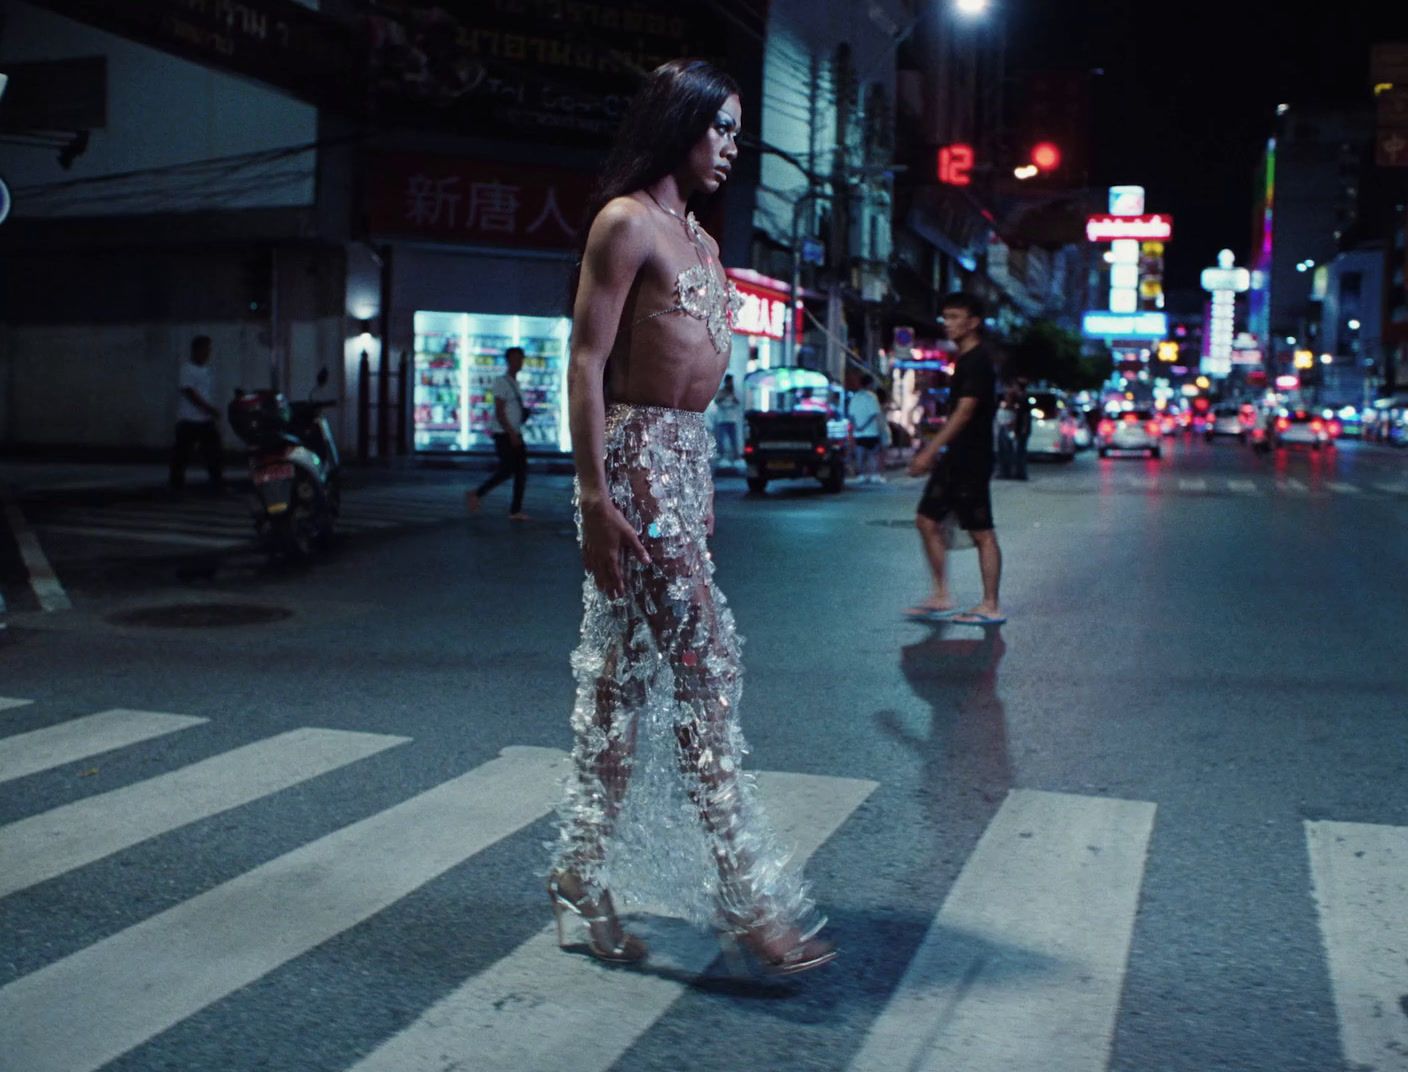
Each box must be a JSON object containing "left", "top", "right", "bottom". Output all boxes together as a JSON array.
[{"left": 954, "top": 0, "right": 991, "bottom": 16}]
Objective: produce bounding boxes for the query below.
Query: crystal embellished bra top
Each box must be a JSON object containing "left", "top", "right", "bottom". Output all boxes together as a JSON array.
[{"left": 632, "top": 210, "right": 744, "bottom": 355}]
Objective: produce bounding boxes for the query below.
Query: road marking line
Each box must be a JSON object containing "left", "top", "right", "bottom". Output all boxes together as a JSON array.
[
  {"left": 2, "top": 497, "right": 72, "bottom": 612},
  {"left": 0, "top": 746, "right": 566, "bottom": 1072},
  {"left": 1374, "top": 482, "right": 1408, "bottom": 496},
  {"left": 0, "top": 697, "right": 34, "bottom": 712},
  {"left": 1177, "top": 478, "right": 1207, "bottom": 492},
  {"left": 50, "top": 510, "right": 253, "bottom": 536},
  {"left": 0, "top": 728, "right": 410, "bottom": 897},
  {"left": 1327, "top": 481, "right": 1360, "bottom": 494},
  {"left": 1306, "top": 820, "right": 1408, "bottom": 1072},
  {"left": 347, "top": 770, "right": 878, "bottom": 1072},
  {"left": 33, "top": 524, "right": 244, "bottom": 550},
  {"left": 846, "top": 789, "right": 1156, "bottom": 1072},
  {"left": 1227, "top": 479, "right": 1259, "bottom": 494},
  {"left": 0, "top": 709, "right": 206, "bottom": 785},
  {"left": 1281, "top": 478, "right": 1309, "bottom": 494}
]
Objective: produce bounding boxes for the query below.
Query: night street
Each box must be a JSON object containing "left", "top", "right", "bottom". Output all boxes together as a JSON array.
[{"left": 2, "top": 439, "right": 1406, "bottom": 1072}]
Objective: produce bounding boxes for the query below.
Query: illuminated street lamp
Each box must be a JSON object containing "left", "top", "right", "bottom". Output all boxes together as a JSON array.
[{"left": 954, "top": 0, "right": 992, "bottom": 16}]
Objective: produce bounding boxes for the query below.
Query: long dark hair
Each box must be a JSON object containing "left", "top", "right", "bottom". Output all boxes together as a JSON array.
[{"left": 571, "top": 59, "right": 739, "bottom": 302}]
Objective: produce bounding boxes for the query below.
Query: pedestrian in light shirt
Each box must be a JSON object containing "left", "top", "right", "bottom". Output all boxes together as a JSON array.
[
  {"left": 467, "top": 345, "right": 531, "bottom": 520},
  {"left": 169, "top": 335, "right": 225, "bottom": 493}
]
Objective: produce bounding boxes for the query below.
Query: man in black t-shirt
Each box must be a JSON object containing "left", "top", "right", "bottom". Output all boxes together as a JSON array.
[{"left": 905, "top": 293, "right": 1006, "bottom": 626}]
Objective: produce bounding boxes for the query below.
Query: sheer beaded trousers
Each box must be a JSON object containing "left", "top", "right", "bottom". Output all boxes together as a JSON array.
[{"left": 552, "top": 404, "right": 821, "bottom": 941}]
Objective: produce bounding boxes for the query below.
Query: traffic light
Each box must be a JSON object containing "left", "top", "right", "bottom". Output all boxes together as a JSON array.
[{"left": 1030, "top": 142, "right": 1061, "bottom": 173}]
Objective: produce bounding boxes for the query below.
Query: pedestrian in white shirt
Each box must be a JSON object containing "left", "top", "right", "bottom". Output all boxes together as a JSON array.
[
  {"left": 169, "top": 335, "right": 225, "bottom": 492},
  {"left": 849, "top": 373, "right": 885, "bottom": 483},
  {"left": 712, "top": 373, "right": 742, "bottom": 465},
  {"left": 467, "top": 346, "right": 531, "bottom": 519}
]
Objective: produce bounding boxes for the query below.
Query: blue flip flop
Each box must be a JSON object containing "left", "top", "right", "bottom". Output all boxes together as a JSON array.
[
  {"left": 904, "top": 607, "right": 960, "bottom": 622},
  {"left": 950, "top": 611, "right": 1008, "bottom": 626}
]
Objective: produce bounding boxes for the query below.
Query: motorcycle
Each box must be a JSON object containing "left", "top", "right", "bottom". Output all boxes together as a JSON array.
[{"left": 227, "top": 368, "right": 340, "bottom": 559}]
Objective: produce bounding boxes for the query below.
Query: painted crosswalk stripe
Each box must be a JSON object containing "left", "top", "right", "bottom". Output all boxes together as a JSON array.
[
  {"left": 1281, "top": 478, "right": 1309, "bottom": 494},
  {"left": 1327, "top": 481, "right": 1360, "bottom": 494},
  {"left": 0, "top": 709, "right": 207, "bottom": 785},
  {"left": 1177, "top": 478, "right": 1206, "bottom": 492},
  {"left": 1305, "top": 819, "right": 1408, "bottom": 1071},
  {"left": 54, "top": 510, "right": 252, "bottom": 536},
  {"left": 348, "top": 769, "right": 878, "bottom": 1072},
  {"left": 34, "top": 524, "right": 242, "bottom": 550},
  {"left": 0, "top": 728, "right": 410, "bottom": 897},
  {"left": 1374, "top": 482, "right": 1408, "bottom": 496},
  {"left": 0, "top": 746, "right": 566, "bottom": 1072},
  {"left": 1227, "top": 479, "right": 1258, "bottom": 494},
  {"left": 846, "top": 789, "right": 1156, "bottom": 1072},
  {"left": 0, "top": 697, "right": 34, "bottom": 713}
]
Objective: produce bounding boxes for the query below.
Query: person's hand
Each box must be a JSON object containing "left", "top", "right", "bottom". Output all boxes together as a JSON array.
[
  {"left": 581, "top": 496, "right": 650, "bottom": 597},
  {"left": 908, "top": 448, "right": 934, "bottom": 477}
]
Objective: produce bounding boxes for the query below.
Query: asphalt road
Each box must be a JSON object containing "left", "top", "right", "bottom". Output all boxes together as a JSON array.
[{"left": 1, "top": 435, "right": 1406, "bottom": 1072}]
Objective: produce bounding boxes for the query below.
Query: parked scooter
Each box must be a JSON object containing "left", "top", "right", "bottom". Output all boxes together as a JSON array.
[{"left": 228, "top": 368, "right": 340, "bottom": 558}]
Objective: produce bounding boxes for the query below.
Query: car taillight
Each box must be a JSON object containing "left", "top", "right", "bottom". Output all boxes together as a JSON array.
[
  {"left": 1276, "top": 417, "right": 1290, "bottom": 432},
  {"left": 815, "top": 445, "right": 827, "bottom": 456},
  {"left": 1329, "top": 420, "right": 1342, "bottom": 437},
  {"left": 743, "top": 444, "right": 754, "bottom": 455},
  {"left": 1098, "top": 420, "right": 1114, "bottom": 437},
  {"left": 1310, "top": 419, "right": 1324, "bottom": 434},
  {"left": 1146, "top": 421, "right": 1160, "bottom": 436}
]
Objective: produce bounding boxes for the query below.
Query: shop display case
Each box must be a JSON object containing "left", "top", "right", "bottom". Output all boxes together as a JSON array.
[{"left": 413, "top": 311, "right": 571, "bottom": 452}]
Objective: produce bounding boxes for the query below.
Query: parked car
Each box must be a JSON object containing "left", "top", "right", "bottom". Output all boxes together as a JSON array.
[
  {"left": 741, "top": 367, "right": 850, "bottom": 494},
  {"left": 1024, "top": 390, "right": 1078, "bottom": 460},
  {"left": 1097, "top": 409, "right": 1162, "bottom": 458}
]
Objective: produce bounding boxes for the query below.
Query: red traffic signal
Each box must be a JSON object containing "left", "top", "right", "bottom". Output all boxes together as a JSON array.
[{"left": 1030, "top": 141, "right": 1062, "bottom": 172}]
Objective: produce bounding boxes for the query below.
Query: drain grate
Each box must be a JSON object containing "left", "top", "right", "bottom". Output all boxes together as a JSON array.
[{"left": 107, "top": 603, "right": 294, "bottom": 628}]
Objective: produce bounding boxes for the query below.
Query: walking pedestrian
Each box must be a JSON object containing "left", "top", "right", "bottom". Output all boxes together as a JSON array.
[
  {"left": 848, "top": 372, "right": 885, "bottom": 483},
  {"left": 169, "top": 335, "right": 225, "bottom": 493},
  {"left": 712, "top": 373, "right": 742, "bottom": 466},
  {"left": 1012, "top": 377, "right": 1031, "bottom": 481},
  {"left": 466, "top": 346, "right": 530, "bottom": 519},
  {"left": 996, "top": 388, "right": 1018, "bottom": 479},
  {"left": 547, "top": 58, "right": 834, "bottom": 975},
  {"left": 905, "top": 293, "right": 1006, "bottom": 626}
]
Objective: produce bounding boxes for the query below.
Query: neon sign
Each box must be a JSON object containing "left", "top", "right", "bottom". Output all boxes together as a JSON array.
[
  {"left": 937, "top": 144, "right": 974, "bottom": 187},
  {"left": 726, "top": 272, "right": 789, "bottom": 340},
  {"left": 1085, "top": 214, "right": 1174, "bottom": 242},
  {"left": 1082, "top": 311, "right": 1169, "bottom": 339}
]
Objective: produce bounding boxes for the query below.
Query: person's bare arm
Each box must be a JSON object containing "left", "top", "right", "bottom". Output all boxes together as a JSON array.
[
  {"left": 568, "top": 200, "right": 653, "bottom": 595},
  {"left": 494, "top": 397, "right": 520, "bottom": 446},
  {"left": 181, "top": 386, "right": 219, "bottom": 419},
  {"left": 908, "top": 396, "right": 978, "bottom": 476}
]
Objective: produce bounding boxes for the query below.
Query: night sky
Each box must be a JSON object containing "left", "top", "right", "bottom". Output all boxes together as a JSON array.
[{"left": 1008, "top": 1, "right": 1408, "bottom": 295}]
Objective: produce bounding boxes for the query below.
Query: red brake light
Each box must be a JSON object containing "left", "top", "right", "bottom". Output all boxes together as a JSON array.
[
  {"left": 1310, "top": 419, "right": 1324, "bottom": 433},
  {"left": 1276, "top": 417, "right": 1290, "bottom": 432},
  {"left": 743, "top": 444, "right": 754, "bottom": 455},
  {"left": 1146, "top": 421, "right": 1160, "bottom": 437},
  {"left": 815, "top": 445, "right": 827, "bottom": 455},
  {"left": 1329, "top": 420, "right": 1342, "bottom": 437},
  {"left": 1098, "top": 420, "right": 1114, "bottom": 436}
]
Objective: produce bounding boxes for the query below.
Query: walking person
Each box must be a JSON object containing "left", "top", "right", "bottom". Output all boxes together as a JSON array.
[
  {"left": 712, "top": 373, "right": 742, "bottom": 466},
  {"left": 905, "top": 294, "right": 1006, "bottom": 626},
  {"left": 848, "top": 373, "right": 885, "bottom": 483},
  {"left": 466, "top": 346, "right": 531, "bottom": 520},
  {"left": 1012, "top": 377, "right": 1031, "bottom": 481},
  {"left": 547, "top": 58, "right": 834, "bottom": 975},
  {"left": 169, "top": 335, "right": 225, "bottom": 493}
]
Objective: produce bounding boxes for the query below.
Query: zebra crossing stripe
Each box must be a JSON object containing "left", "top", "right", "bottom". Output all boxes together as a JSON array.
[
  {"left": 1305, "top": 820, "right": 1408, "bottom": 1071},
  {"left": 1177, "top": 478, "right": 1207, "bottom": 492},
  {"left": 0, "top": 746, "right": 566, "bottom": 1072},
  {"left": 0, "top": 709, "right": 206, "bottom": 785},
  {"left": 1228, "top": 479, "right": 1258, "bottom": 494},
  {"left": 1374, "top": 482, "right": 1408, "bottom": 496},
  {"left": 1281, "top": 478, "right": 1309, "bottom": 494},
  {"left": 0, "top": 728, "right": 410, "bottom": 897},
  {"left": 0, "top": 698, "right": 34, "bottom": 712},
  {"left": 1327, "top": 481, "right": 1359, "bottom": 494},
  {"left": 346, "top": 770, "right": 878, "bottom": 1072},
  {"left": 56, "top": 508, "right": 252, "bottom": 534},
  {"left": 846, "top": 789, "right": 1156, "bottom": 1072}
]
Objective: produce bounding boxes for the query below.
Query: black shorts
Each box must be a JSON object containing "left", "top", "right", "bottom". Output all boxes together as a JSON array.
[
  {"left": 855, "top": 435, "right": 881, "bottom": 449},
  {"left": 916, "top": 459, "right": 994, "bottom": 532}
]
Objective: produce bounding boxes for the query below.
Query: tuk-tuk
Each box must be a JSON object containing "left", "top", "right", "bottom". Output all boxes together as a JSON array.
[{"left": 742, "top": 367, "right": 850, "bottom": 494}]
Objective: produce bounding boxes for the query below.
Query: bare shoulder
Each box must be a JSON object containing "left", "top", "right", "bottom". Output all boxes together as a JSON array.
[
  {"left": 697, "top": 223, "right": 721, "bottom": 257},
  {"left": 588, "top": 196, "right": 653, "bottom": 249}
]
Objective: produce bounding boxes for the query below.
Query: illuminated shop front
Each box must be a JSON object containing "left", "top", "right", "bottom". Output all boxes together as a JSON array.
[{"left": 725, "top": 268, "right": 796, "bottom": 381}]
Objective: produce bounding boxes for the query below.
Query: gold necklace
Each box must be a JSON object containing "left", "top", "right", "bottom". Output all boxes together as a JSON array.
[{"left": 645, "top": 189, "right": 704, "bottom": 245}]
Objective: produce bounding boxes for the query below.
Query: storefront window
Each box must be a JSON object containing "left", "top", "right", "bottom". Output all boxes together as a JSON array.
[{"left": 412, "top": 310, "right": 571, "bottom": 452}]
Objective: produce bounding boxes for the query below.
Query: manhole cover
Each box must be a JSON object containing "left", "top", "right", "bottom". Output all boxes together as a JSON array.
[{"left": 107, "top": 603, "right": 294, "bottom": 628}]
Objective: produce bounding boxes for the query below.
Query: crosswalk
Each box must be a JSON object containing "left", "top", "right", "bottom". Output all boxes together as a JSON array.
[
  {"left": 19, "top": 483, "right": 489, "bottom": 552},
  {"left": 2, "top": 696, "right": 1407, "bottom": 1072},
  {"left": 1069, "top": 474, "right": 1408, "bottom": 499}
]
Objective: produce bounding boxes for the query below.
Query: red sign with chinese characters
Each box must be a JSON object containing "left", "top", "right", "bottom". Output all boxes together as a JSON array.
[{"left": 366, "top": 153, "right": 594, "bottom": 249}]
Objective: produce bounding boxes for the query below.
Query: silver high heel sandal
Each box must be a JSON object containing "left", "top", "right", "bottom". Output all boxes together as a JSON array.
[
  {"left": 719, "top": 922, "right": 837, "bottom": 977},
  {"left": 546, "top": 873, "right": 648, "bottom": 964}
]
